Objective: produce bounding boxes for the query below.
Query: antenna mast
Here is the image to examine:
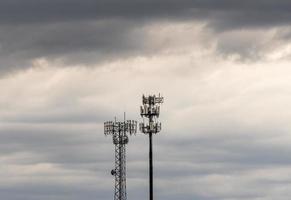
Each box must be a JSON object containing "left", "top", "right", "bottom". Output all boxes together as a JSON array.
[
  {"left": 139, "top": 94, "right": 164, "bottom": 200},
  {"left": 104, "top": 116, "right": 137, "bottom": 200}
]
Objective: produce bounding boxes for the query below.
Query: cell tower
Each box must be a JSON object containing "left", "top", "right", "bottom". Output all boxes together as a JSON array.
[
  {"left": 139, "top": 94, "right": 164, "bottom": 200},
  {"left": 104, "top": 116, "right": 137, "bottom": 200}
]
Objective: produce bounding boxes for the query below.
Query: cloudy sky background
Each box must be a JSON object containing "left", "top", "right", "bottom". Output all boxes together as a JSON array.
[{"left": 1, "top": 0, "right": 291, "bottom": 199}]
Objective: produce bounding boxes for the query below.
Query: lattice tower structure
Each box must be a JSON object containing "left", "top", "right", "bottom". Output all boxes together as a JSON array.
[{"left": 104, "top": 119, "right": 137, "bottom": 200}]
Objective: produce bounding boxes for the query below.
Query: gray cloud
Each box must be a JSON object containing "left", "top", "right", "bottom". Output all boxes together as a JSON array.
[
  {"left": 0, "top": 20, "right": 148, "bottom": 73},
  {"left": 2, "top": 120, "right": 291, "bottom": 200},
  {"left": 1, "top": 1, "right": 291, "bottom": 200},
  {"left": 1, "top": 0, "right": 291, "bottom": 73},
  {"left": 1, "top": 0, "right": 291, "bottom": 27},
  {"left": 2, "top": 63, "right": 291, "bottom": 200}
]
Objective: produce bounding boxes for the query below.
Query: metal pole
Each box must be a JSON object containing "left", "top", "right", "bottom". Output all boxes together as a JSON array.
[
  {"left": 119, "top": 126, "right": 122, "bottom": 200},
  {"left": 149, "top": 132, "right": 153, "bottom": 200},
  {"left": 149, "top": 109, "right": 153, "bottom": 200},
  {"left": 139, "top": 94, "right": 163, "bottom": 200}
]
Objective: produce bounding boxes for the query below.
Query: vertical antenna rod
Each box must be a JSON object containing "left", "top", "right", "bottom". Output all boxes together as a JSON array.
[
  {"left": 104, "top": 116, "right": 137, "bottom": 200},
  {"left": 139, "top": 94, "right": 164, "bottom": 200}
]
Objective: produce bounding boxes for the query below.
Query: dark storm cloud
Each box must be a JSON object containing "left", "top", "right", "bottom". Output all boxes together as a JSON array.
[
  {"left": 0, "top": 0, "right": 291, "bottom": 27},
  {"left": 1, "top": 0, "right": 291, "bottom": 73},
  {"left": 1, "top": 0, "right": 291, "bottom": 27},
  {"left": 0, "top": 20, "right": 147, "bottom": 73}
]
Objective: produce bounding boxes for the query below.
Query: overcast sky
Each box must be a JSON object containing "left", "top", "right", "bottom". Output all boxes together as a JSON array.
[{"left": 1, "top": 1, "right": 291, "bottom": 200}]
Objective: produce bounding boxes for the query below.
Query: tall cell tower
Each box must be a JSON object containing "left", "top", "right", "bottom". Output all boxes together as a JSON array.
[
  {"left": 104, "top": 116, "right": 137, "bottom": 200},
  {"left": 139, "top": 94, "right": 164, "bottom": 200}
]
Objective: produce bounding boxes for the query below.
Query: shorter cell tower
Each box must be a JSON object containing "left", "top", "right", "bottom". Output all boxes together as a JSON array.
[
  {"left": 104, "top": 115, "right": 137, "bottom": 200},
  {"left": 139, "top": 94, "right": 164, "bottom": 200}
]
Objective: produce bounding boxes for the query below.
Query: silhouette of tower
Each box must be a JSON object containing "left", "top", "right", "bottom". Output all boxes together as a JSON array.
[
  {"left": 139, "top": 94, "right": 164, "bottom": 200},
  {"left": 104, "top": 116, "right": 137, "bottom": 200}
]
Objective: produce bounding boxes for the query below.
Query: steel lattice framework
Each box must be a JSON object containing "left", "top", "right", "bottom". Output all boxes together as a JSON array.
[
  {"left": 104, "top": 119, "right": 137, "bottom": 200},
  {"left": 139, "top": 94, "right": 164, "bottom": 200}
]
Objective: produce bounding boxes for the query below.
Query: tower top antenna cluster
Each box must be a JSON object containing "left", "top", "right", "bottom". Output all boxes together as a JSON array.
[
  {"left": 140, "top": 94, "right": 164, "bottom": 134},
  {"left": 104, "top": 120, "right": 137, "bottom": 144}
]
